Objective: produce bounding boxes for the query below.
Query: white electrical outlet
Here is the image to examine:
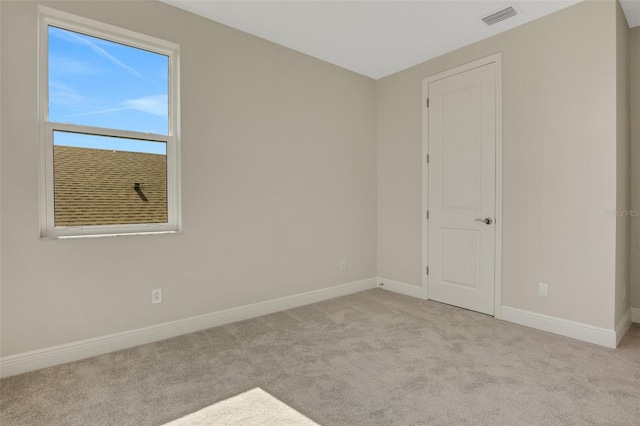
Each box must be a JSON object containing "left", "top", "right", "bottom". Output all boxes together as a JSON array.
[
  {"left": 538, "top": 283, "right": 548, "bottom": 297},
  {"left": 340, "top": 260, "right": 347, "bottom": 271},
  {"left": 152, "top": 289, "right": 162, "bottom": 304}
]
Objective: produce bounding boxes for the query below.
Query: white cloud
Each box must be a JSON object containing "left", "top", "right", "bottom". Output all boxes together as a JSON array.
[
  {"left": 49, "top": 54, "right": 102, "bottom": 76},
  {"left": 50, "top": 27, "right": 147, "bottom": 81},
  {"left": 123, "top": 95, "right": 168, "bottom": 117},
  {"left": 62, "top": 94, "right": 167, "bottom": 119},
  {"left": 49, "top": 81, "right": 85, "bottom": 108}
]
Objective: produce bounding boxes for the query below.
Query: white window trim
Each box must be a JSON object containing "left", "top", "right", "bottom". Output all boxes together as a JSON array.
[{"left": 38, "top": 6, "right": 181, "bottom": 239}]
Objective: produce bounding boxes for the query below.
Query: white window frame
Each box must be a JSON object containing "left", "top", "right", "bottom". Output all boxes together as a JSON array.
[{"left": 38, "top": 6, "right": 181, "bottom": 238}]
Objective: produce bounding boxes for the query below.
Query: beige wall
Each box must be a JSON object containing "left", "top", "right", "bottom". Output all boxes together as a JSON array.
[
  {"left": 615, "top": 1, "right": 631, "bottom": 326},
  {"left": 631, "top": 27, "right": 640, "bottom": 312},
  {"left": 377, "top": 0, "right": 619, "bottom": 328},
  {"left": 1, "top": 0, "right": 634, "bottom": 360},
  {"left": 0, "top": 0, "right": 377, "bottom": 356}
]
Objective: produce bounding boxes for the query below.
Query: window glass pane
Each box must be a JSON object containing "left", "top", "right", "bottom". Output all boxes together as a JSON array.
[
  {"left": 48, "top": 26, "right": 169, "bottom": 135},
  {"left": 53, "top": 131, "right": 167, "bottom": 226}
]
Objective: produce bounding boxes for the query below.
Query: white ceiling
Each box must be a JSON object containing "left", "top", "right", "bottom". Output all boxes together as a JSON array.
[
  {"left": 160, "top": 0, "right": 638, "bottom": 80},
  {"left": 621, "top": 0, "right": 640, "bottom": 27}
]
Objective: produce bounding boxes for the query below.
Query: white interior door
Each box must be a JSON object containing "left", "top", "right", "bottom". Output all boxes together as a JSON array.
[{"left": 427, "top": 62, "right": 497, "bottom": 316}]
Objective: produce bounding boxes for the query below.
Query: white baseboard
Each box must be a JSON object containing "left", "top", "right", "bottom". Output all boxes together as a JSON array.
[
  {"left": 632, "top": 307, "right": 640, "bottom": 323},
  {"left": 501, "top": 306, "right": 617, "bottom": 348},
  {"left": 615, "top": 309, "right": 632, "bottom": 346},
  {"left": 376, "top": 277, "right": 423, "bottom": 299},
  {"left": 0, "top": 278, "right": 377, "bottom": 379},
  {"left": 376, "top": 279, "right": 623, "bottom": 348}
]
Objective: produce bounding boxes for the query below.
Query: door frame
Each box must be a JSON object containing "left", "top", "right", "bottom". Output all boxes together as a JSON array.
[{"left": 421, "top": 53, "right": 503, "bottom": 319}]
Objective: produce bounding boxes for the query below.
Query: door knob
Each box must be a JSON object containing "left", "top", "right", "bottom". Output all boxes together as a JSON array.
[{"left": 475, "top": 217, "right": 493, "bottom": 225}]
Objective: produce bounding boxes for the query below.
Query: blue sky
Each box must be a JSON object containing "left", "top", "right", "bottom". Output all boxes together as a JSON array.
[{"left": 49, "top": 26, "right": 168, "bottom": 154}]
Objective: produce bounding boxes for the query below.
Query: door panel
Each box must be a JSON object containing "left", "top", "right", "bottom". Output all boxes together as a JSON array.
[
  {"left": 441, "top": 86, "right": 480, "bottom": 210},
  {"left": 428, "top": 62, "right": 496, "bottom": 316},
  {"left": 441, "top": 228, "right": 480, "bottom": 289}
]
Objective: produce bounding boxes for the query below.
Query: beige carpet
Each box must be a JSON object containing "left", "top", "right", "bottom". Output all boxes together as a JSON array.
[
  {"left": 1, "top": 289, "right": 639, "bottom": 425},
  {"left": 165, "top": 387, "right": 319, "bottom": 425}
]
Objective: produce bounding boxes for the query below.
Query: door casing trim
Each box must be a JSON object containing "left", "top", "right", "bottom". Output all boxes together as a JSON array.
[{"left": 421, "top": 53, "right": 503, "bottom": 319}]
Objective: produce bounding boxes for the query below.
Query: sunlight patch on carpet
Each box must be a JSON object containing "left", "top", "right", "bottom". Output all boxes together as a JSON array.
[{"left": 164, "top": 387, "right": 320, "bottom": 425}]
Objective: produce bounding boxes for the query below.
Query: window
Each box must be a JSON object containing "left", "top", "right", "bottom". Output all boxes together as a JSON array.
[{"left": 38, "top": 7, "right": 180, "bottom": 238}]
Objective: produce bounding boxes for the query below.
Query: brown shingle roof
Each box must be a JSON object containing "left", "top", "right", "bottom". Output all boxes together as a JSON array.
[{"left": 53, "top": 146, "right": 167, "bottom": 226}]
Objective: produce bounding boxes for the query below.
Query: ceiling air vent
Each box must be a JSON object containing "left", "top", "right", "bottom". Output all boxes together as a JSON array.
[{"left": 482, "top": 6, "right": 518, "bottom": 26}]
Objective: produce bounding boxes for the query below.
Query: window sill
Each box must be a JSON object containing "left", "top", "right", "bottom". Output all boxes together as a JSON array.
[{"left": 40, "top": 230, "right": 181, "bottom": 240}]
